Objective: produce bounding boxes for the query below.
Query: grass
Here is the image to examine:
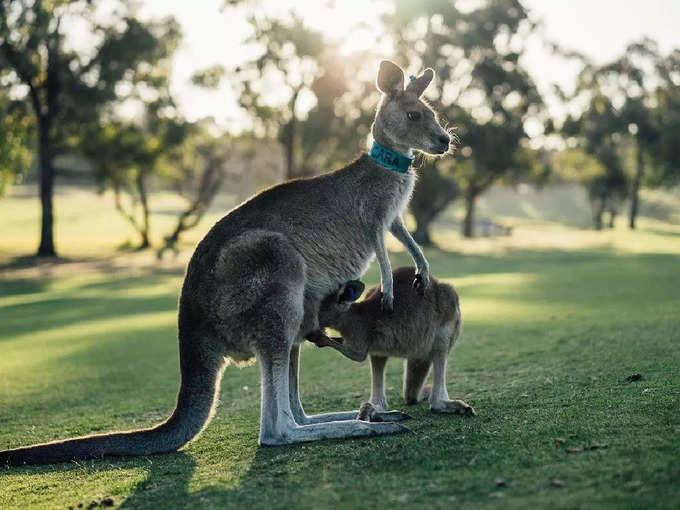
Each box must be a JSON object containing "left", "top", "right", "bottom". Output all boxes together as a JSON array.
[{"left": 1, "top": 185, "right": 679, "bottom": 509}]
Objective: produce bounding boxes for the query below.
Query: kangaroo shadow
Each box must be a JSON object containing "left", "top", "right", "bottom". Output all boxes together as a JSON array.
[
  {"left": 8, "top": 434, "right": 405, "bottom": 509},
  {"left": 115, "top": 441, "right": 368, "bottom": 509}
]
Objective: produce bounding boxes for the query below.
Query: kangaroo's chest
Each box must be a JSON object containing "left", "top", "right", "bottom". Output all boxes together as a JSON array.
[{"left": 304, "top": 174, "right": 414, "bottom": 286}]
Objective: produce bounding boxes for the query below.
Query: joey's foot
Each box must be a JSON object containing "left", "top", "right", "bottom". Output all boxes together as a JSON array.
[
  {"left": 357, "top": 402, "right": 411, "bottom": 422},
  {"left": 431, "top": 399, "right": 476, "bottom": 417},
  {"left": 381, "top": 293, "right": 394, "bottom": 314}
]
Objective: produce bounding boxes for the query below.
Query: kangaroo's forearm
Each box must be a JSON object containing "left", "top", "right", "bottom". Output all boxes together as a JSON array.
[
  {"left": 390, "top": 216, "right": 428, "bottom": 274},
  {"left": 374, "top": 233, "right": 393, "bottom": 293}
]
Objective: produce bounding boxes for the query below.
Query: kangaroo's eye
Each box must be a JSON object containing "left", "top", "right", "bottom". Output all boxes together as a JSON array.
[{"left": 407, "top": 111, "right": 421, "bottom": 121}]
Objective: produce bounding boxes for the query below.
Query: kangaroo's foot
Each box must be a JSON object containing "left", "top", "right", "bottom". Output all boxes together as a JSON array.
[
  {"left": 260, "top": 420, "right": 411, "bottom": 446},
  {"left": 430, "top": 399, "right": 476, "bottom": 417},
  {"left": 357, "top": 402, "right": 411, "bottom": 422}
]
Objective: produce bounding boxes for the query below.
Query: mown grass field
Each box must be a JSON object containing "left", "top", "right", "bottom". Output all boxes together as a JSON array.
[{"left": 1, "top": 186, "right": 679, "bottom": 509}]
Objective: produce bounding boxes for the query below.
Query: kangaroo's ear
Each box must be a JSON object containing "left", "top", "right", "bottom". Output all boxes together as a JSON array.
[
  {"left": 338, "top": 280, "right": 365, "bottom": 303},
  {"left": 405, "top": 68, "right": 434, "bottom": 97},
  {"left": 377, "top": 60, "right": 405, "bottom": 96}
]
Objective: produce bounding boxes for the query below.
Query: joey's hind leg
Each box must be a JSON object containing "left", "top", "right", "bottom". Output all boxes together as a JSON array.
[
  {"left": 369, "top": 356, "right": 389, "bottom": 410},
  {"left": 429, "top": 351, "right": 475, "bottom": 417},
  {"left": 351, "top": 356, "right": 411, "bottom": 423}
]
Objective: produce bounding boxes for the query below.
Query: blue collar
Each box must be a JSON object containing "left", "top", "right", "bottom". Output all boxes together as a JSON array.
[{"left": 369, "top": 141, "right": 413, "bottom": 173}]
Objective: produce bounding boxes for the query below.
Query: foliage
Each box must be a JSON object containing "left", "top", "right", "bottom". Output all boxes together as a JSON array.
[
  {"left": 226, "top": 9, "right": 377, "bottom": 179},
  {"left": 649, "top": 49, "right": 680, "bottom": 186},
  {"left": 0, "top": 91, "right": 32, "bottom": 195},
  {"left": 561, "top": 62, "right": 636, "bottom": 228}
]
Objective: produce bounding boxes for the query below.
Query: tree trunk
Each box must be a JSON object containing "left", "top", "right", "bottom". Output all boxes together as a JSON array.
[
  {"left": 463, "top": 192, "right": 476, "bottom": 238},
  {"left": 37, "top": 119, "right": 56, "bottom": 257},
  {"left": 283, "top": 87, "right": 301, "bottom": 180},
  {"left": 593, "top": 198, "right": 605, "bottom": 230},
  {"left": 412, "top": 215, "right": 433, "bottom": 246},
  {"left": 282, "top": 120, "right": 296, "bottom": 180},
  {"left": 628, "top": 143, "right": 644, "bottom": 229},
  {"left": 608, "top": 211, "right": 616, "bottom": 229},
  {"left": 136, "top": 172, "right": 151, "bottom": 250}
]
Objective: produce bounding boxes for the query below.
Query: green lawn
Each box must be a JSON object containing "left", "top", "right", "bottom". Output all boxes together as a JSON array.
[{"left": 1, "top": 187, "right": 679, "bottom": 509}]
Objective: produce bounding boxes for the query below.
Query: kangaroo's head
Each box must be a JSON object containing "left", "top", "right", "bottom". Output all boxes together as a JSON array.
[
  {"left": 372, "top": 60, "right": 451, "bottom": 156},
  {"left": 318, "top": 280, "right": 365, "bottom": 329}
]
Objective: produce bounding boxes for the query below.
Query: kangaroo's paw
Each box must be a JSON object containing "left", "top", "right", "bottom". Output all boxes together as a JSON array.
[
  {"left": 380, "top": 292, "right": 394, "bottom": 314},
  {"left": 430, "top": 399, "right": 476, "bottom": 417}
]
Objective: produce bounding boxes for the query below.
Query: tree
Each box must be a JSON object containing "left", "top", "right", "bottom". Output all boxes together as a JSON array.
[
  {"left": 226, "top": 9, "right": 378, "bottom": 180},
  {"left": 562, "top": 92, "right": 630, "bottom": 230},
  {"left": 0, "top": 0, "right": 180, "bottom": 256},
  {"left": 593, "top": 39, "right": 661, "bottom": 229},
  {"left": 409, "top": 160, "right": 459, "bottom": 246},
  {"left": 649, "top": 50, "right": 680, "bottom": 190},
  {"left": 84, "top": 115, "right": 187, "bottom": 250},
  {"left": 230, "top": 13, "right": 323, "bottom": 180},
  {"left": 157, "top": 125, "right": 231, "bottom": 258},
  {"left": 384, "top": 0, "right": 545, "bottom": 237}
]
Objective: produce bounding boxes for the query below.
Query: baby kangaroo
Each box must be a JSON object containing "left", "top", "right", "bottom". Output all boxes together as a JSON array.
[{"left": 312, "top": 266, "right": 475, "bottom": 417}]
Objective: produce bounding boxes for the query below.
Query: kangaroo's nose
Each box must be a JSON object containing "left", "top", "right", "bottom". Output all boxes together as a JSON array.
[{"left": 438, "top": 134, "right": 450, "bottom": 145}]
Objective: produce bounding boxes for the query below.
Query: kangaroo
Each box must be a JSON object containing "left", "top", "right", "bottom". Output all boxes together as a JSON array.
[
  {"left": 311, "top": 267, "right": 475, "bottom": 417},
  {"left": 0, "top": 60, "right": 453, "bottom": 466}
]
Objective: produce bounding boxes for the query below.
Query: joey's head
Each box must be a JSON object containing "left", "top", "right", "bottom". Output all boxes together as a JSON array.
[
  {"left": 318, "top": 280, "right": 365, "bottom": 329},
  {"left": 372, "top": 60, "right": 452, "bottom": 157}
]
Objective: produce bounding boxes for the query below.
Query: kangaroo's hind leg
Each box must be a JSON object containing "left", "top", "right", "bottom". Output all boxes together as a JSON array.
[{"left": 429, "top": 350, "right": 475, "bottom": 417}]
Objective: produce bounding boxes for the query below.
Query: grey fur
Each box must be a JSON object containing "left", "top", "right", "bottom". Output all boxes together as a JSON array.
[
  {"left": 313, "top": 267, "right": 476, "bottom": 417},
  {"left": 0, "top": 60, "right": 451, "bottom": 466}
]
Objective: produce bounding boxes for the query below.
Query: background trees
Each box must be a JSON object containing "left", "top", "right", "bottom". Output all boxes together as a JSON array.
[
  {"left": 0, "top": 0, "right": 180, "bottom": 256},
  {"left": 385, "top": 0, "right": 545, "bottom": 238},
  {"left": 1, "top": 0, "right": 679, "bottom": 257},
  {"left": 226, "top": 9, "right": 377, "bottom": 180}
]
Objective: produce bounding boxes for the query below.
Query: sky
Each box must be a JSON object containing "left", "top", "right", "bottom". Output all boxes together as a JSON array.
[{"left": 136, "top": 0, "right": 680, "bottom": 131}]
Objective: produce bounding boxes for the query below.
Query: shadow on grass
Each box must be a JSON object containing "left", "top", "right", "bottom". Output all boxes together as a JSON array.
[
  {"left": 5, "top": 437, "right": 421, "bottom": 509},
  {"left": 1, "top": 294, "right": 176, "bottom": 332},
  {"left": 0, "top": 277, "right": 50, "bottom": 297}
]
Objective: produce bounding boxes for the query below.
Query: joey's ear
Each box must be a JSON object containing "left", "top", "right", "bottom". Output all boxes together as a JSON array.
[
  {"left": 377, "top": 60, "right": 405, "bottom": 96},
  {"left": 405, "top": 68, "right": 434, "bottom": 97},
  {"left": 338, "top": 280, "right": 365, "bottom": 303}
]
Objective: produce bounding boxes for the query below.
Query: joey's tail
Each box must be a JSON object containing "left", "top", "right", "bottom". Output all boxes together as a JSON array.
[{"left": 0, "top": 333, "right": 225, "bottom": 467}]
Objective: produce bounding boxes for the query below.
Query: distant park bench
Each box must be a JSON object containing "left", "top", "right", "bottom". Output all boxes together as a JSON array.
[{"left": 478, "top": 219, "right": 513, "bottom": 237}]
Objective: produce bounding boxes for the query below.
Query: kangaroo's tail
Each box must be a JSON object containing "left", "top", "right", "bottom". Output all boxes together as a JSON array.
[{"left": 0, "top": 333, "right": 225, "bottom": 467}]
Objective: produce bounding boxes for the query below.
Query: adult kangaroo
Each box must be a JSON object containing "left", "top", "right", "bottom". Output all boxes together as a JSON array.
[{"left": 0, "top": 60, "right": 452, "bottom": 466}]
